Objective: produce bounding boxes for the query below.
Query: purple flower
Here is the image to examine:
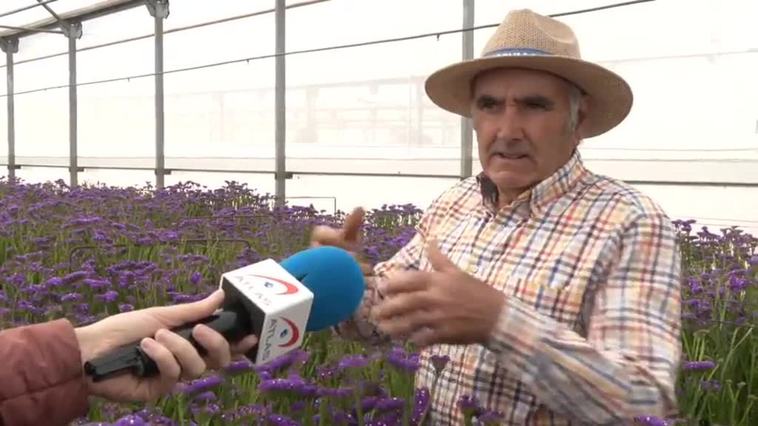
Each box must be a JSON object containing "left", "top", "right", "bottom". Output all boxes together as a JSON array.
[
  {"left": 683, "top": 360, "right": 717, "bottom": 371},
  {"left": 430, "top": 354, "right": 450, "bottom": 374},
  {"left": 113, "top": 415, "right": 146, "bottom": 426},
  {"left": 338, "top": 354, "right": 369, "bottom": 370},
  {"left": 119, "top": 303, "right": 135, "bottom": 312},
  {"left": 83, "top": 278, "right": 111, "bottom": 290},
  {"left": 190, "top": 271, "right": 202, "bottom": 285},
  {"left": 266, "top": 414, "right": 300, "bottom": 426},
  {"left": 634, "top": 416, "right": 670, "bottom": 426},
  {"left": 96, "top": 290, "right": 119, "bottom": 303},
  {"left": 61, "top": 292, "right": 83, "bottom": 303},
  {"left": 183, "top": 375, "right": 223, "bottom": 394},
  {"left": 224, "top": 359, "right": 254, "bottom": 375},
  {"left": 458, "top": 395, "right": 482, "bottom": 417}
]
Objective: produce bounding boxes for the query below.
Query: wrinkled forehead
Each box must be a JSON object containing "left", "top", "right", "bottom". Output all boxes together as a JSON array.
[{"left": 469, "top": 67, "right": 578, "bottom": 98}]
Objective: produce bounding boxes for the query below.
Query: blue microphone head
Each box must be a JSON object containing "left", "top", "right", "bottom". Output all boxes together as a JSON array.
[{"left": 280, "top": 246, "right": 366, "bottom": 331}]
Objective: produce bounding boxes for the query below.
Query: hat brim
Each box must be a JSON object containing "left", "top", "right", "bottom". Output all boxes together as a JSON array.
[{"left": 424, "top": 54, "right": 633, "bottom": 138}]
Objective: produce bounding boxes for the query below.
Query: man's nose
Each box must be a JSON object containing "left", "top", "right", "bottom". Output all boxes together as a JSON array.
[{"left": 495, "top": 106, "right": 525, "bottom": 141}]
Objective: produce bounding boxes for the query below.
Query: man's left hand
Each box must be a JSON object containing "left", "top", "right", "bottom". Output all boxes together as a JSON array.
[{"left": 372, "top": 240, "right": 506, "bottom": 347}]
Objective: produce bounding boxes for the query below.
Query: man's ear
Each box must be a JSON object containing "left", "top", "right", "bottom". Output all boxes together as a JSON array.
[{"left": 574, "top": 94, "right": 590, "bottom": 138}]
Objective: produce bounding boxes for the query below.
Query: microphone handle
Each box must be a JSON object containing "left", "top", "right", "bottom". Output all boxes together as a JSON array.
[{"left": 84, "top": 309, "right": 249, "bottom": 382}]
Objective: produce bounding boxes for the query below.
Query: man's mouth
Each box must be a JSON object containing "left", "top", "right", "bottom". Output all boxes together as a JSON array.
[{"left": 492, "top": 152, "right": 528, "bottom": 160}]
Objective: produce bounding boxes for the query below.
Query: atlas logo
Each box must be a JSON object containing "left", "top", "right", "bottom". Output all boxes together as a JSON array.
[
  {"left": 261, "top": 316, "right": 301, "bottom": 359},
  {"left": 277, "top": 317, "right": 300, "bottom": 348},
  {"left": 234, "top": 274, "right": 300, "bottom": 296}
]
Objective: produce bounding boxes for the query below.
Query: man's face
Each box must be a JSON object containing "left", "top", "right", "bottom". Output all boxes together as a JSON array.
[{"left": 470, "top": 68, "right": 586, "bottom": 205}]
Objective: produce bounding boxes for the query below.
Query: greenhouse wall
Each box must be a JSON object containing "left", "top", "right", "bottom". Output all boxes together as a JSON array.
[{"left": 0, "top": 0, "right": 756, "bottom": 233}]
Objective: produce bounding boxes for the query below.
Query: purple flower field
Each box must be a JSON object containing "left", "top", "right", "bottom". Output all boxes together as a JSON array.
[{"left": 0, "top": 178, "right": 755, "bottom": 425}]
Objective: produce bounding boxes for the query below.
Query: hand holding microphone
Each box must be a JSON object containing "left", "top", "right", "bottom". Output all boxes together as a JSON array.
[
  {"left": 75, "top": 290, "right": 259, "bottom": 402},
  {"left": 83, "top": 246, "right": 366, "bottom": 385}
]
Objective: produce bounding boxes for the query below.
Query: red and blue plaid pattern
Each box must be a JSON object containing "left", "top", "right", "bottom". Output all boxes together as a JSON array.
[{"left": 338, "top": 151, "right": 682, "bottom": 425}]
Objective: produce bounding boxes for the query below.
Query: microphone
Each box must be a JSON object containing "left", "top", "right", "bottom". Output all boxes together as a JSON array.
[{"left": 83, "top": 246, "right": 365, "bottom": 382}]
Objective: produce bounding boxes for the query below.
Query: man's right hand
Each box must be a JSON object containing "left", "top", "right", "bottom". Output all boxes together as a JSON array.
[{"left": 311, "top": 207, "right": 373, "bottom": 275}]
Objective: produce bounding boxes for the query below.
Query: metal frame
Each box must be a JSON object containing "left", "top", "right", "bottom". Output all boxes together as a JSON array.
[
  {"left": 146, "top": 0, "right": 169, "bottom": 188},
  {"left": 460, "top": 0, "right": 474, "bottom": 179},
  {"left": 1, "top": 0, "right": 756, "bottom": 196}
]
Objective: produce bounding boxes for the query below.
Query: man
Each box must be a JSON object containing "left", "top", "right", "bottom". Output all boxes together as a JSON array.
[
  {"left": 0, "top": 289, "right": 258, "bottom": 426},
  {"left": 312, "top": 9, "right": 682, "bottom": 425}
]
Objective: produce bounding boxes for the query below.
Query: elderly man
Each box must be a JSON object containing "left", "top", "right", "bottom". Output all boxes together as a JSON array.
[{"left": 312, "top": 9, "right": 681, "bottom": 425}]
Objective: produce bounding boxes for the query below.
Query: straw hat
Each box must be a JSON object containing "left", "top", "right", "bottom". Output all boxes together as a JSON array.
[{"left": 425, "top": 9, "right": 633, "bottom": 138}]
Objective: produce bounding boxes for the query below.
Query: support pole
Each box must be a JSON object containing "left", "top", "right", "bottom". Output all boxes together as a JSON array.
[
  {"left": 274, "top": 0, "right": 286, "bottom": 205},
  {"left": 62, "top": 21, "right": 82, "bottom": 187},
  {"left": 147, "top": 0, "right": 169, "bottom": 189},
  {"left": 460, "top": 0, "right": 474, "bottom": 179},
  {"left": 0, "top": 38, "right": 18, "bottom": 181}
]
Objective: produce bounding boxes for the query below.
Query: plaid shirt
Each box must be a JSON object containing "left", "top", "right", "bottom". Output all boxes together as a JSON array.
[{"left": 337, "top": 151, "right": 682, "bottom": 425}]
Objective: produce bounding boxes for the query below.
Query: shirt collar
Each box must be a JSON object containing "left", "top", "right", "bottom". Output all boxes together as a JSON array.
[{"left": 477, "top": 149, "right": 588, "bottom": 217}]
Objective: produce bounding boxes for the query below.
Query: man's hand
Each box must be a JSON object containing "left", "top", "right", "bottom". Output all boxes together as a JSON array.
[
  {"left": 311, "top": 207, "right": 373, "bottom": 275},
  {"left": 74, "top": 290, "right": 258, "bottom": 403},
  {"left": 372, "top": 239, "right": 506, "bottom": 347}
]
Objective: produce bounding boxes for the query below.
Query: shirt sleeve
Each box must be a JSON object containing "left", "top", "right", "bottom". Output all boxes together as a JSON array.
[
  {"left": 0, "top": 318, "right": 90, "bottom": 426},
  {"left": 485, "top": 212, "right": 683, "bottom": 424}
]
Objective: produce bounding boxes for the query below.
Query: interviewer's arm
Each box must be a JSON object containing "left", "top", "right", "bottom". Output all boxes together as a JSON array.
[{"left": 0, "top": 319, "right": 89, "bottom": 426}]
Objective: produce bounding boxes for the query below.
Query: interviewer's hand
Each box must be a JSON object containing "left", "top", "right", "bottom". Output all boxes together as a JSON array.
[
  {"left": 74, "top": 290, "right": 258, "bottom": 402},
  {"left": 311, "top": 206, "right": 373, "bottom": 275}
]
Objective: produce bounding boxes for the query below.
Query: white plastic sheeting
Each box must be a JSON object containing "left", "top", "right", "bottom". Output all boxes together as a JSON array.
[{"left": 0, "top": 0, "right": 756, "bottom": 233}]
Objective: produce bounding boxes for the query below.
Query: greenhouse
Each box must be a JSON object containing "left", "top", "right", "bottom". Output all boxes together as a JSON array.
[{"left": 0, "top": 0, "right": 755, "bottom": 425}]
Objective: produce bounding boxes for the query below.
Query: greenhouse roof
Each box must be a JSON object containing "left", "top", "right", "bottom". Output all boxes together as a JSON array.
[{"left": 0, "top": 0, "right": 142, "bottom": 39}]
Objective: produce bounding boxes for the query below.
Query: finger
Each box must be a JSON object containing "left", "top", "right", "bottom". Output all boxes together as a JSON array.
[
  {"left": 378, "top": 271, "right": 430, "bottom": 296},
  {"left": 311, "top": 225, "right": 354, "bottom": 249},
  {"left": 376, "top": 309, "right": 437, "bottom": 337},
  {"left": 153, "top": 289, "right": 226, "bottom": 328},
  {"left": 192, "top": 324, "right": 231, "bottom": 370},
  {"left": 155, "top": 329, "right": 207, "bottom": 380},
  {"left": 425, "top": 239, "right": 459, "bottom": 273},
  {"left": 231, "top": 334, "right": 259, "bottom": 356},
  {"left": 372, "top": 292, "right": 429, "bottom": 321},
  {"left": 408, "top": 327, "right": 439, "bottom": 348},
  {"left": 139, "top": 337, "right": 181, "bottom": 396},
  {"left": 341, "top": 207, "right": 365, "bottom": 243}
]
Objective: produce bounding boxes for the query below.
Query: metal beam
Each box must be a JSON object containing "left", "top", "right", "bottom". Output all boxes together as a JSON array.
[
  {"left": 0, "top": 0, "right": 58, "bottom": 20},
  {"left": 274, "top": 0, "right": 286, "bottom": 205},
  {"left": 37, "top": 0, "right": 64, "bottom": 24},
  {"left": 0, "top": 38, "right": 18, "bottom": 181},
  {"left": 147, "top": 0, "right": 169, "bottom": 189},
  {"left": 63, "top": 21, "right": 83, "bottom": 187},
  {"left": 0, "top": 25, "right": 63, "bottom": 34},
  {"left": 0, "top": 0, "right": 143, "bottom": 39},
  {"left": 460, "top": 0, "right": 474, "bottom": 179}
]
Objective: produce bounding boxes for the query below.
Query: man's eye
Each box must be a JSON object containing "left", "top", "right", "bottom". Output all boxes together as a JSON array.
[
  {"left": 479, "top": 99, "right": 498, "bottom": 110},
  {"left": 525, "top": 101, "right": 547, "bottom": 109}
]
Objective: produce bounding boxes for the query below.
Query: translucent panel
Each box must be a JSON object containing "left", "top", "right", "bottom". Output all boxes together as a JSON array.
[
  {"left": 287, "top": 0, "right": 462, "bottom": 51},
  {"left": 285, "top": 175, "right": 458, "bottom": 213},
  {"left": 164, "top": 171, "right": 276, "bottom": 198},
  {"left": 80, "top": 168, "right": 154, "bottom": 188},
  {"left": 628, "top": 184, "right": 758, "bottom": 236},
  {"left": 163, "top": 59, "right": 276, "bottom": 170},
  {"left": 163, "top": 6, "right": 274, "bottom": 71},
  {"left": 284, "top": 0, "right": 463, "bottom": 177},
  {"left": 76, "top": 35, "right": 153, "bottom": 82},
  {"left": 14, "top": 166, "right": 68, "bottom": 184},
  {"left": 78, "top": 78, "right": 154, "bottom": 161},
  {"left": 14, "top": 53, "right": 68, "bottom": 93},
  {"left": 164, "top": 0, "right": 275, "bottom": 31},
  {"left": 78, "top": 5, "right": 154, "bottom": 49},
  {"left": 77, "top": 37, "right": 154, "bottom": 161},
  {"left": 14, "top": 90, "right": 69, "bottom": 159},
  {"left": 0, "top": 0, "right": 51, "bottom": 28},
  {"left": 15, "top": 32, "right": 68, "bottom": 62}
]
